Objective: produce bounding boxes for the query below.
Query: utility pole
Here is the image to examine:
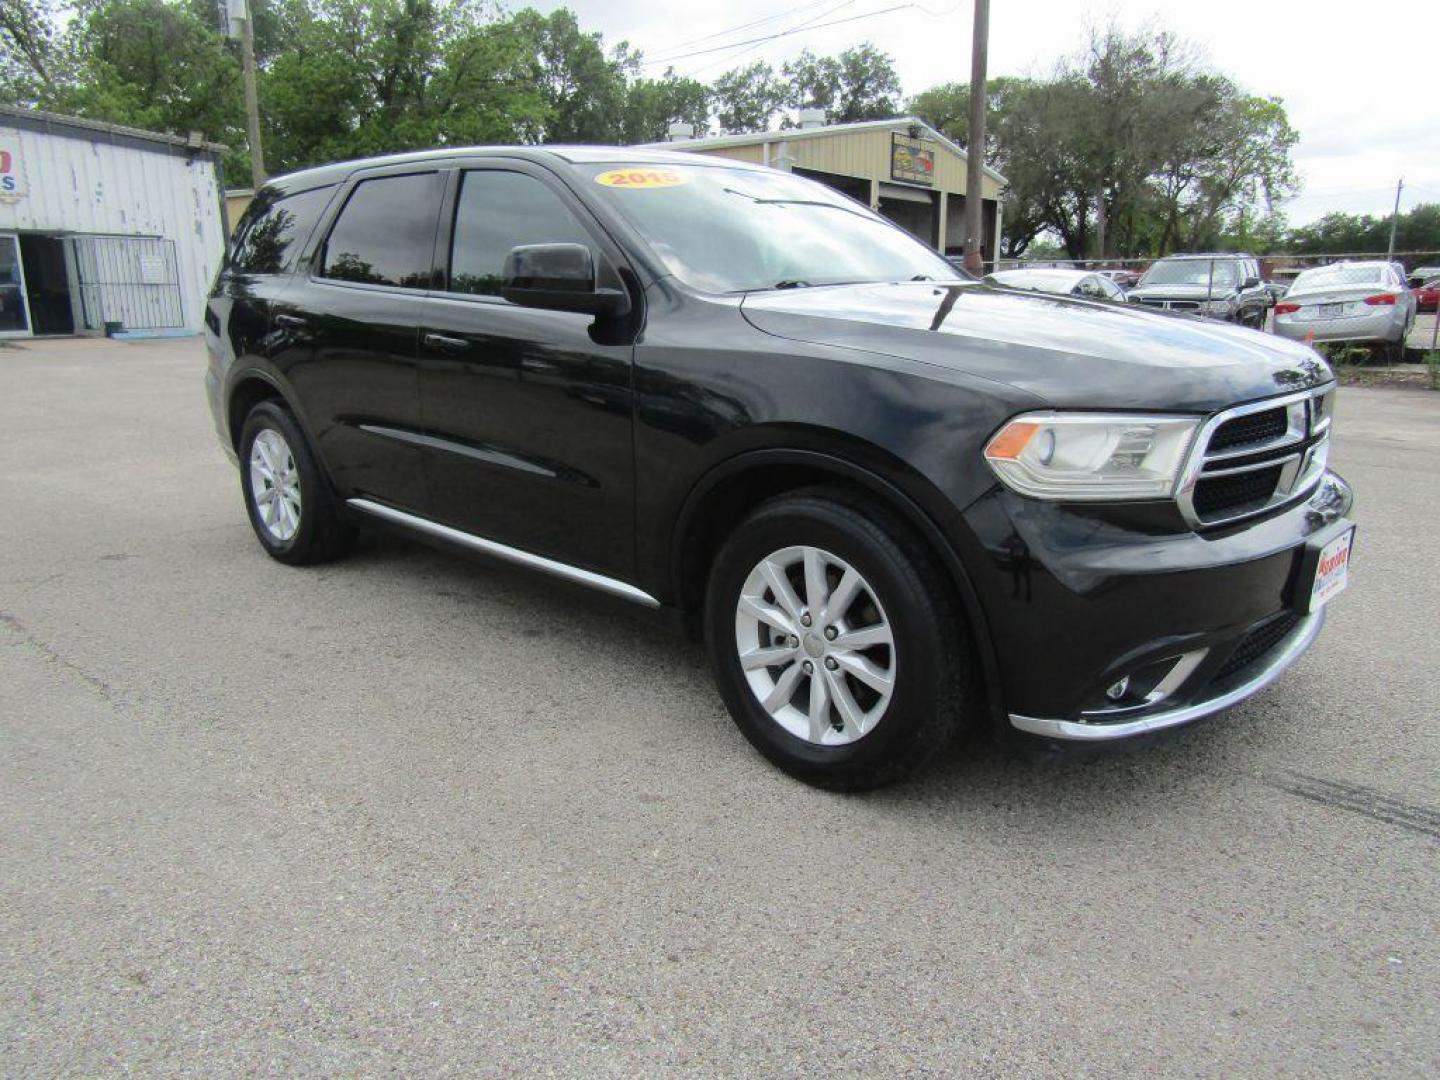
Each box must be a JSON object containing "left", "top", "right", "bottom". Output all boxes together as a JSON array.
[
  {"left": 962, "top": 0, "right": 990, "bottom": 275},
  {"left": 1386, "top": 177, "right": 1403, "bottom": 260},
  {"left": 228, "top": 0, "right": 265, "bottom": 190}
]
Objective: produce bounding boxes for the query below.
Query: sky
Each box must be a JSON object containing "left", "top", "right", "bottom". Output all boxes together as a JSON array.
[{"left": 537, "top": 0, "right": 1440, "bottom": 227}]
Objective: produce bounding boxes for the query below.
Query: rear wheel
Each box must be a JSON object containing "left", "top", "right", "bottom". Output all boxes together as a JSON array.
[
  {"left": 704, "top": 489, "right": 974, "bottom": 789},
  {"left": 239, "top": 400, "right": 353, "bottom": 565}
]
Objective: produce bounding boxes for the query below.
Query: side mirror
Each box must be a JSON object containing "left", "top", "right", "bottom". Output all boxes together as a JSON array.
[
  {"left": 501, "top": 243, "right": 631, "bottom": 318},
  {"left": 1243, "top": 274, "right": 1261, "bottom": 289}
]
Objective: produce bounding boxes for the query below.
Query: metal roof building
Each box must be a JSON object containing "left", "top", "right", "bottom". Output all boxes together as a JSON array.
[
  {"left": 0, "top": 106, "right": 228, "bottom": 338},
  {"left": 639, "top": 115, "right": 1008, "bottom": 264}
]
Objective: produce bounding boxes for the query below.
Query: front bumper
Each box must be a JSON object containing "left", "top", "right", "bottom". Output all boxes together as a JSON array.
[
  {"left": 953, "top": 470, "right": 1354, "bottom": 742},
  {"left": 1010, "top": 608, "right": 1323, "bottom": 740}
]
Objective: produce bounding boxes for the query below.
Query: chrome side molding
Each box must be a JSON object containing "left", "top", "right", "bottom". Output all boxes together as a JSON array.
[{"left": 346, "top": 498, "right": 661, "bottom": 609}]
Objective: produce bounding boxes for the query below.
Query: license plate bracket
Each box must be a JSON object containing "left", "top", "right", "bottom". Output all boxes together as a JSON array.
[
  {"left": 1294, "top": 523, "right": 1354, "bottom": 614},
  {"left": 1319, "top": 301, "right": 1345, "bottom": 317}
]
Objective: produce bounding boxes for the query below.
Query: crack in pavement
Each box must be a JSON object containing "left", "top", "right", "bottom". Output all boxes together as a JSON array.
[
  {"left": 1272, "top": 771, "right": 1440, "bottom": 840},
  {"left": 0, "top": 611, "right": 122, "bottom": 707}
]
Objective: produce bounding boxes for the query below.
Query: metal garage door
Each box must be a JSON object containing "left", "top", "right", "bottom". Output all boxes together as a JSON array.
[{"left": 70, "top": 236, "right": 184, "bottom": 331}]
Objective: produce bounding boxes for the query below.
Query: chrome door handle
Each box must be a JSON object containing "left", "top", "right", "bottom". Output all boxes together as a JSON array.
[
  {"left": 274, "top": 313, "right": 305, "bottom": 328},
  {"left": 424, "top": 332, "right": 468, "bottom": 352}
]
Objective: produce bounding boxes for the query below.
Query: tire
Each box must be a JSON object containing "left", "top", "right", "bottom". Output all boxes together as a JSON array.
[
  {"left": 238, "top": 400, "right": 354, "bottom": 565},
  {"left": 703, "top": 487, "right": 974, "bottom": 790}
]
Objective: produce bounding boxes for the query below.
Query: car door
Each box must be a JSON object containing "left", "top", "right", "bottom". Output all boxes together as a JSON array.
[
  {"left": 417, "top": 163, "right": 638, "bottom": 581},
  {"left": 270, "top": 168, "right": 444, "bottom": 515}
]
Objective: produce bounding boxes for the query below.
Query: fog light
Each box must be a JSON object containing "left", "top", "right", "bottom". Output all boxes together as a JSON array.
[{"left": 1106, "top": 677, "right": 1130, "bottom": 702}]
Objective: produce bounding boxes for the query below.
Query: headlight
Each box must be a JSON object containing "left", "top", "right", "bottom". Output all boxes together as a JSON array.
[{"left": 984, "top": 412, "right": 1201, "bottom": 500}]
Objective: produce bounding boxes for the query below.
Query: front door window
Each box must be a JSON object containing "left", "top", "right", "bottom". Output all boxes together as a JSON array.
[{"left": 0, "top": 234, "right": 30, "bottom": 335}]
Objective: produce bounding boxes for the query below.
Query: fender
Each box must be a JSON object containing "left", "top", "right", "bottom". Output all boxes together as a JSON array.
[
  {"left": 223, "top": 361, "right": 342, "bottom": 495},
  {"left": 669, "top": 446, "right": 1006, "bottom": 726}
]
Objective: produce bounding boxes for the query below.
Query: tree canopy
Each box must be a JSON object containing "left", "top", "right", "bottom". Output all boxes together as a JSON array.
[
  {"left": 1, "top": 5, "right": 1323, "bottom": 261},
  {"left": 911, "top": 25, "right": 1299, "bottom": 259},
  {"left": 0, "top": 1, "right": 909, "bottom": 181}
]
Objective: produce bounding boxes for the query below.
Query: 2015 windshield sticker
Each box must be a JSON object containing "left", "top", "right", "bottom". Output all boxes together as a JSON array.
[{"left": 595, "top": 168, "right": 687, "bottom": 189}]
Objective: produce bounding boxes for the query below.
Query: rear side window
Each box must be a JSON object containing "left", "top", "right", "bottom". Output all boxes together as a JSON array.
[
  {"left": 321, "top": 172, "right": 442, "bottom": 288},
  {"left": 230, "top": 185, "right": 334, "bottom": 275},
  {"left": 448, "top": 170, "right": 598, "bottom": 296}
]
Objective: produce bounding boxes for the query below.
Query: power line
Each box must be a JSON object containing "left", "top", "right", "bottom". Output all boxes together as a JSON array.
[
  {"left": 641, "top": 0, "right": 837, "bottom": 65},
  {"left": 639, "top": 3, "right": 915, "bottom": 67},
  {"left": 679, "top": 0, "right": 859, "bottom": 79}
]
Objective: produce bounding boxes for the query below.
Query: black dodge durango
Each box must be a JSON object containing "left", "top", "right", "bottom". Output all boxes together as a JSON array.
[{"left": 206, "top": 146, "right": 1355, "bottom": 789}]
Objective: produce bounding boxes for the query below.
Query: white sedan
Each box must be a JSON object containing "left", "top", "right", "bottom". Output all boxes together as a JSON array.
[{"left": 1273, "top": 261, "right": 1416, "bottom": 360}]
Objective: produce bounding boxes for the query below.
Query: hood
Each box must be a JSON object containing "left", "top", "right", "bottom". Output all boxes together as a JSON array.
[
  {"left": 1128, "top": 281, "right": 1235, "bottom": 302},
  {"left": 740, "top": 282, "right": 1331, "bottom": 413}
]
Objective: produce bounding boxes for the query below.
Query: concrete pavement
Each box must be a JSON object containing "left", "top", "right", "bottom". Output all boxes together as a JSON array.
[{"left": 1, "top": 336, "right": 1437, "bottom": 1076}]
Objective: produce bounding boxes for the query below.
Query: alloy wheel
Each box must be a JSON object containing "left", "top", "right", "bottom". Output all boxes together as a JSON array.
[
  {"left": 249, "top": 427, "right": 302, "bottom": 542},
  {"left": 734, "top": 544, "right": 896, "bottom": 745}
]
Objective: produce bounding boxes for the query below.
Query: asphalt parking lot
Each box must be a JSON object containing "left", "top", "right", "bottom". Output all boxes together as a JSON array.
[{"left": 2, "top": 337, "right": 1437, "bottom": 1077}]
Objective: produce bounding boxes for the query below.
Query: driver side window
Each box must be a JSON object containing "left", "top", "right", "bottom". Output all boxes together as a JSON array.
[{"left": 449, "top": 171, "right": 600, "bottom": 297}]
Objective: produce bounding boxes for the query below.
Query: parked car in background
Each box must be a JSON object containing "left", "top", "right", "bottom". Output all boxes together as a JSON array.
[
  {"left": 1408, "top": 265, "right": 1440, "bottom": 287},
  {"left": 206, "top": 146, "right": 1354, "bottom": 789},
  {"left": 1096, "top": 268, "right": 1140, "bottom": 289},
  {"left": 1273, "top": 261, "right": 1416, "bottom": 361},
  {"left": 985, "top": 267, "right": 1127, "bottom": 302},
  {"left": 1413, "top": 277, "right": 1440, "bottom": 313},
  {"left": 1128, "top": 253, "right": 1270, "bottom": 328},
  {"left": 1262, "top": 281, "right": 1290, "bottom": 306}
]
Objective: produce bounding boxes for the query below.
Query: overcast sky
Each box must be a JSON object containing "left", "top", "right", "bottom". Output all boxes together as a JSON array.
[{"left": 539, "top": 0, "right": 1440, "bottom": 227}]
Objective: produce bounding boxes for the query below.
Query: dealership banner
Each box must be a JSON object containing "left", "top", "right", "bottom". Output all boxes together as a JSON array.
[
  {"left": 0, "top": 133, "right": 27, "bottom": 203},
  {"left": 890, "top": 133, "right": 935, "bottom": 187}
]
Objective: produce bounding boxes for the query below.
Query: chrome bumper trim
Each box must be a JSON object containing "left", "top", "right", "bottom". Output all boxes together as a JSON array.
[
  {"left": 347, "top": 498, "right": 661, "bottom": 609},
  {"left": 1009, "top": 608, "right": 1326, "bottom": 742}
]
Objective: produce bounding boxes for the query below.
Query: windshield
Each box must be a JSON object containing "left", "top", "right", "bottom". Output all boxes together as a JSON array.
[
  {"left": 581, "top": 163, "right": 959, "bottom": 293},
  {"left": 1139, "top": 259, "right": 1240, "bottom": 288},
  {"left": 1292, "top": 264, "right": 1385, "bottom": 290}
]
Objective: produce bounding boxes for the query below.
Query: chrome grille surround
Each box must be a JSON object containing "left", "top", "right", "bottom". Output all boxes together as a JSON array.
[
  {"left": 1136, "top": 298, "right": 1201, "bottom": 311},
  {"left": 1175, "top": 383, "right": 1336, "bottom": 529}
]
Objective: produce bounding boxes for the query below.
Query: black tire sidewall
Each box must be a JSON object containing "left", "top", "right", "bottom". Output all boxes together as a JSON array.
[
  {"left": 704, "top": 497, "right": 952, "bottom": 786},
  {"left": 238, "top": 401, "right": 332, "bottom": 564}
]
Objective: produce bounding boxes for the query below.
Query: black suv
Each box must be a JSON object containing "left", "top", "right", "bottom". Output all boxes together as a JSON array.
[
  {"left": 1129, "top": 253, "right": 1271, "bottom": 328},
  {"left": 206, "top": 148, "right": 1354, "bottom": 788}
]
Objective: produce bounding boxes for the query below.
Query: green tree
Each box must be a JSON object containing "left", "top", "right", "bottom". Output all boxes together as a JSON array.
[
  {"left": 618, "top": 69, "right": 709, "bottom": 143},
  {"left": 710, "top": 61, "right": 787, "bottom": 134},
  {"left": 1288, "top": 204, "right": 1440, "bottom": 255},
  {"left": 508, "top": 7, "right": 635, "bottom": 143},
  {"left": 782, "top": 44, "right": 901, "bottom": 123},
  {"left": 912, "top": 23, "right": 1300, "bottom": 260},
  {"left": 0, "top": 0, "right": 64, "bottom": 103}
]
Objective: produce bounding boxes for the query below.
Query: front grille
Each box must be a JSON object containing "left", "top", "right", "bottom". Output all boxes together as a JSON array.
[
  {"left": 1209, "top": 408, "right": 1287, "bottom": 453},
  {"left": 1193, "top": 464, "right": 1284, "bottom": 517},
  {"left": 1216, "top": 613, "right": 1300, "bottom": 681},
  {"left": 1178, "top": 385, "right": 1333, "bottom": 529},
  {"left": 1136, "top": 298, "right": 1199, "bottom": 311}
]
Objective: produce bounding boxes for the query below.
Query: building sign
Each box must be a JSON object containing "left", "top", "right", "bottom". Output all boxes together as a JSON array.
[
  {"left": 890, "top": 132, "right": 935, "bottom": 187},
  {"left": 0, "top": 136, "right": 26, "bottom": 203}
]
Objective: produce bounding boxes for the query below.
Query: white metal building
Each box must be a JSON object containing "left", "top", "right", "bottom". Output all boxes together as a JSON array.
[{"left": 0, "top": 106, "right": 228, "bottom": 339}]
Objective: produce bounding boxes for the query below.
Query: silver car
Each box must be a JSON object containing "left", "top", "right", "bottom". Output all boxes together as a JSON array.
[
  {"left": 1273, "top": 261, "right": 1416, "bottom": 359},
  {"left": 985, "top": 268, "right": 1128, "bottom": 302}
]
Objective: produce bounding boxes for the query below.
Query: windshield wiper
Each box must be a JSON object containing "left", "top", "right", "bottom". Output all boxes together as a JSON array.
[
  {"left": 722, "top": 188, "right": 874, "bottom": 222},
  {"left": 772, "top": 279, "right": 812, "bottom": 290}
]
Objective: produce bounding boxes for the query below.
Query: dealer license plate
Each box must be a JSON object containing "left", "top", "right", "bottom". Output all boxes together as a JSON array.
[
  {"left": 1309, "top": 527, "right": 1353, "bottom": 611},
  {"left": 1319, "top": 302, "right": 1345, "bottom": 318}
]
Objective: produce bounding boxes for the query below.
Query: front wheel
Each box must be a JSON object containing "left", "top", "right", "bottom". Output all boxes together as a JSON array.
[{"left": 704, "top": 489, "right": 974, "bottom": 789}]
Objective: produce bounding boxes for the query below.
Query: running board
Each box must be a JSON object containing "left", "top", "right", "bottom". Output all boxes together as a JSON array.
[{"left": 346, "top": 498, "right": 660, "bottom": 609}]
